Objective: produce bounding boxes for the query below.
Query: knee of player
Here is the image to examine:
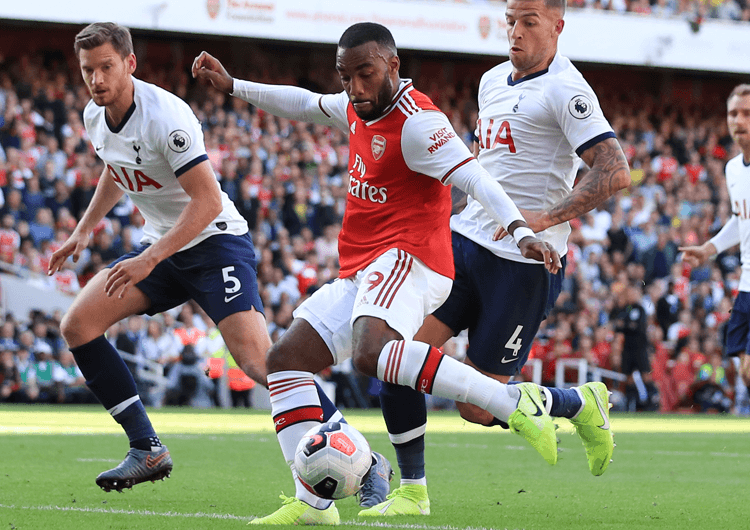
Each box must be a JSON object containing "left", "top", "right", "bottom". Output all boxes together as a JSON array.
[
  {"left": 237, "top": 360, "right": 267, "bottom": 387},
  {"left": 59, "top": 311, "right": 85, "bottom": 347},
  {"left": 265, "top": 342, "right": 289, "bottom": 375},
  {"left": 351, "top": 350, "right": 378, "bottom": 378}
]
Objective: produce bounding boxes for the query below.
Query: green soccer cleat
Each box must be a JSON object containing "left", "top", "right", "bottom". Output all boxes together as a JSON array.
[
  {"left": 248, "top": 494, "right": 340, "bottom": 525},
  {"left": 508, "top": 382, "right": 558, "bottom": 465},
  {"left": 357, "top": 484, "right": 430, "bottom": 517},
  {"left": 570, "top": 381, "right": 615, "bottom": 476}
]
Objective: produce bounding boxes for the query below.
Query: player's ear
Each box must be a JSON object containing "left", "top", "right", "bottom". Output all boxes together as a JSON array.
[
  {"left": 555, "top": 19, "right": 564, "bottom": 35},
  {"left": 126, "top": 53, "right": 137, "bottom": 74},
  {"left": 388, "top": 54, "right": 400, "bottom": 75}
]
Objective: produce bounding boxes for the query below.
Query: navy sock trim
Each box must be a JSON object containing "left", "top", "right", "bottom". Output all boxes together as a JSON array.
[
  {"left": 316, "top": 381, "right": 344, "bottom": 423},
  {"left": 546, "top": 387, "right": 583, "bottom": 418}
]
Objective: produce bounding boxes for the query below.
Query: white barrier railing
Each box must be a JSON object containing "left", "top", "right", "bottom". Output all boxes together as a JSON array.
[{"left": 555, "top": 358, "right": 627, "bottom": 389}]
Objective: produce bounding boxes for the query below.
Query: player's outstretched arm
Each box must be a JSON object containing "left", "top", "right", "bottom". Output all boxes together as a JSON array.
[
  {"left": 192, "top": 51, "right": 341, "bottom": 126},
  {"left": 525, "top": 137, "right": 631, "bottom": 233},
  {"left": 104, "top": 160, "right": 222, "bottom": 299},
  {"left": 191, "top": 51, "right": 234, "bottom": 94},
  {"left": 48, "top": 167, "right": 124, "bottom": 275}
]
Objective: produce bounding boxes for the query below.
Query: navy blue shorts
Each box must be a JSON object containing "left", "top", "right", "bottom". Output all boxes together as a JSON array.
[
  {"left": 108, "top": 232, "right": 264, "bottom": 325},
  {"left": 724, "top": 291, "right": 750, "bottom": 357},
  {"left": 432, "top": 232, "right": 565, "bottom": 376}
]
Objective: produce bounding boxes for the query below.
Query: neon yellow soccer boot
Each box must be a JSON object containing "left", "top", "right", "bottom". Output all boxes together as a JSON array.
[
  {"left": 508, "top": 382, "right": 558, "bottom": 465},
  {"left": 358, "top": 484, "right": 430, "bottom": 517},
  {"left": 570, "top": 381, "right": 615, "bottom": 476},
  {"left": 249, "top": 494, "right": 340, "bottom": 525}
]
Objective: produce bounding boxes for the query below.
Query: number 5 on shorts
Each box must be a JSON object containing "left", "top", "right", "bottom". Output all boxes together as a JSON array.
[{"left": 222, "top": 266, "right": 241, "bottom": 296}]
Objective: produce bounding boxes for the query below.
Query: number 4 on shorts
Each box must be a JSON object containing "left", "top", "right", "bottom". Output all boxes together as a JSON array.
[{"left": 505, "top": 325, "right": 523, "bottom": 356}]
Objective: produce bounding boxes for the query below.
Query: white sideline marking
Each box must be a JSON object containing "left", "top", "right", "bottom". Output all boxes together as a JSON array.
[
  {"left": 614, "top": 448, "right": 750, "bottom": 459},
  {"left": 0, "top": 504, "right": 506, "bottom": 530},
  {"left": 0, "top": 504, "right": 252, "bottom": 521},
  {"left": 76, "top": 458, "right": 120, "bottom": 463}
]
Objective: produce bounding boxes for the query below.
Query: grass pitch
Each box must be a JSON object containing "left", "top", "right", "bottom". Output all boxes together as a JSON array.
[{"left": 0, "top": 405, "right": 748, "bottom": 529}]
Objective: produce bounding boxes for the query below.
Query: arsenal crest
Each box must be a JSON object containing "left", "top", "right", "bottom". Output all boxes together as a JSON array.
[{"left": 371, "top": 135, "right": 386, "bottom": 160}]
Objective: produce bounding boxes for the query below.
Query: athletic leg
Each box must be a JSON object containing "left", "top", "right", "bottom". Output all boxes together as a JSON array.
[
  {"left": 61, "top": 268, "right": 172, "bottom": 491},
  {"left": 253, "top": 279, "right": 391, "bottom": 524}
]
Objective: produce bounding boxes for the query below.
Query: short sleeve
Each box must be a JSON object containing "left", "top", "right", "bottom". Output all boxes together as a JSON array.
[
  {"left": 546, "top": 73, "right": 615, "bottom": 157},
  {"left": 151, "top": 96, "right": 208, "bottom": 177},
  {"left": 401, "top": 111, "right": 474, "bottom": 183}
]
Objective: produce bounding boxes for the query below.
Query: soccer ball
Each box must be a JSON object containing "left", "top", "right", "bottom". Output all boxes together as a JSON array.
[{"left": 294, "top": 421, "right": 372, "bottom": 500}]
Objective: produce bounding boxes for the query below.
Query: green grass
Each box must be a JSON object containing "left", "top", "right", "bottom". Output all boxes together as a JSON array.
[{"left": 1, "top": 405, "right": 749, "bottom": 529}]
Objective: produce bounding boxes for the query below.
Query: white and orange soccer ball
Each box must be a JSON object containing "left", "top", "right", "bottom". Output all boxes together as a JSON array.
[{"left": 293, "top": 421, "right": 372, "bottom": 500}]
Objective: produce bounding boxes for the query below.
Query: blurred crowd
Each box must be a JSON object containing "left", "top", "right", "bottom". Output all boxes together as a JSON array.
[
  {"left": 414, "top": 0, "right": 750, "bottom": 22},
  {"left": 0, "top": 45, "right": 747, "bottom": 415},
  {"left": 565, "top": 0, "right": 750, "bottom": 22}
]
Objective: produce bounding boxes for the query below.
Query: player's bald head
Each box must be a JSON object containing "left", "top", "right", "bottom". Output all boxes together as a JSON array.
[
  {"left": 74, "top": 22, "right": 134, "bottom": 59},
  {"left": 338, "top": 22, "right": 397, "bottom": 58}
]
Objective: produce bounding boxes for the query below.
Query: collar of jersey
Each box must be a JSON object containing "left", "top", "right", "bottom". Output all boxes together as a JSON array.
[
  {"left": 360, "top": 79, "right": 413, "bottom": 126},
  {"left": 507, "top": 68, "right": 549, "bottom": 87},
  {"left": 106, "top": 100, "right": 137, "bottom": 134}
]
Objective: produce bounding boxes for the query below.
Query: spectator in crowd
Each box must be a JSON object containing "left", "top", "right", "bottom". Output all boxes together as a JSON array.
[
  {"left": 0, "top": 348, "right": 21, "bottom": 402},
  {"left": 13, "top": 347, "right": 39, "bottom": 402},
  {"left": 165, "top": 344, "right": 214, "bottom": 408},
  {"left": 53, "top": 349, "right": 92, "bottom": 403}
]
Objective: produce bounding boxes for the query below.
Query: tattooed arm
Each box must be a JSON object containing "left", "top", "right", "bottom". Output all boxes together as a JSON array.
[{"left": 519, "top": 138, "right": 631, "bottom": 233}]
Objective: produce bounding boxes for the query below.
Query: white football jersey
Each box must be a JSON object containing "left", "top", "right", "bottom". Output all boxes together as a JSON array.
[
  {"left": 720, "top": 154, "right": 750, "bottom": 292},
  {"left": 451, "top": 53, "right": 616, "bottom": 263},
  {"left": 84, "top": 77, "right": 247, "bottom": 251}
]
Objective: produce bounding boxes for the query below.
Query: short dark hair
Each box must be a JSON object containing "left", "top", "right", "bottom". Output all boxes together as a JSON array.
[
  {"left": 546, "top": 0, "right": 566, "bottom": 16},
  {"left": 728, "top": 84, "right": 750, "bottom": 104},
  {"left": 338, "top": 22, "right": 397, "bottom": 56},
  {"left": 513, "top": 0, "right": 566, "bottom": 16},
  {"left": 74, "top": 22, "right": 133, "bottom": 58}
]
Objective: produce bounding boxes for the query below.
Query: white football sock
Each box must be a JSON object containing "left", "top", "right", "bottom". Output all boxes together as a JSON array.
[
  {"left": 267, "top": 371, "right": 331, "bottom": 510},
  {"left": 376, "top": 340, "right": 519, "bottom": 422}
]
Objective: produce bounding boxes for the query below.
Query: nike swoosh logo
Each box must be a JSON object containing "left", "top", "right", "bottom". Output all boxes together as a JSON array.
[
  {"left": 378, "top": 501, "right": 395, "bottom": 514},
  {"left": 500, "top": 356, "right": 517, "bottom": 364},
  {"left": 224, "top": 293, "right": 242, "bottom": 303},
  {"left": 593, "top": 391, "right": 610, "bottom": 430},
  {"left": 519, "top": 387, "right": 545, "bottom": 417},
  {"left": 95, "top": 146, "right": 103, "bottom": 151},
  {"left": 146, "top": 451, "right": 169, "bottom": 469}
]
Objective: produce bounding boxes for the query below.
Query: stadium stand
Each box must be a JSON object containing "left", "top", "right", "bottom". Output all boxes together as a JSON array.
[{"left": 0, "top": 21, "right": 748, "bottom": 414}]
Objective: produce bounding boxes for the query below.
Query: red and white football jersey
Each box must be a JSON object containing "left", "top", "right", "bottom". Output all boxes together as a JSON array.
[{"left": 319, "top": 81, "right": 474, "bottom": 279}]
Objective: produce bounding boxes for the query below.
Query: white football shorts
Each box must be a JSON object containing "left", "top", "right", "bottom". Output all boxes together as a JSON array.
[{"left": 293, "top": 248, "right": 452, "bottom": 365}]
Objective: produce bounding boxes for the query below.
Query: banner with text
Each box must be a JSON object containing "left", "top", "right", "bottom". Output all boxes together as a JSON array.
[{"left": 2, "top": 0, "right": 750, "bottom": 73}]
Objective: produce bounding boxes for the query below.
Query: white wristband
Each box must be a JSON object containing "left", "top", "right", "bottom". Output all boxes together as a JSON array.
[{"left": 512, "top": 226, "right": 535, "bottom": 246}]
